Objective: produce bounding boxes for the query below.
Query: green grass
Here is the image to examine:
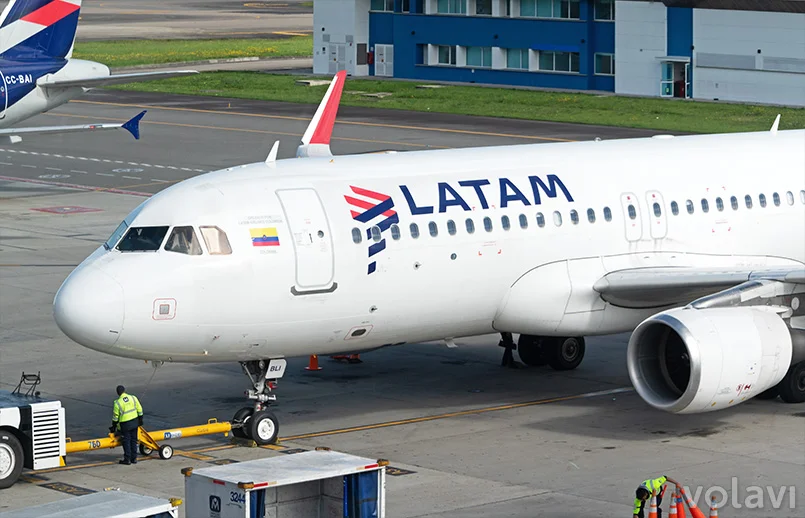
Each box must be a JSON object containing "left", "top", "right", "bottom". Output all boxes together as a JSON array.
[
  {"left": 72, "top": 37, "right": 312, "bottom": 67},
  {"left": 108, "top": 71, "right": 805, "bottom": 134}
]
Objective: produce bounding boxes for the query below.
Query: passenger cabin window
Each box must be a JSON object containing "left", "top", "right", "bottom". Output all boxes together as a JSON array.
[
  {"left": 759, "top": 194, "right": 767, "bottom": 208},
  {"left": 686, "top": 200, "right": 694, "bottom": 214},
  {"left": 603, "top": 207, "right": 612, "bottom": 221},
  {"left": 731, "top": 196, "right": 739, "bottom": 210},
  {"left": 701, "top": 199, "right": 709, "bottom": 213},
  {"left": 165, "top": 226, "right": 203, "bottom": 255},
  {"left": 773, "top": 193, "right": 781, "bottom": 206},
  {"left": 519, "top": 214, "right": 528, "bottom": 229},
  {"left": 745, "top": 195, "right": 753, "bottom": 209},
  {"left": 570, "top": 210, "right": 579, "bottom": 225},
  {"left": 501, "top": 215, "right": 511, "bottom": 231},
  {"left": 553, "top": 211, "right": 562, "bottom": 226},
  {"left": 351, "top": 228, "right": 362, "bottom": 243},
  {"left": 466, "top": 218, "right": 475, "bottom": 234},
  {"left": 670, "top": 202, "right": 679, "bottom": 216},
  {"left": 652, "top": 203, "right": 661, "bottom": 217},
  {"left": 483, "top": 217, "right": 493, "bottom": 232},
  {"left": 447, "top": 220, "right": 457, "bottom": 235},
  {"left": 116, "top": 226, "right": 169, "bottom": 252},
  {"left": 199, "top": 226, "right": 232, "bottom": 255},
  {"left": 800, "top": 190, "right": 805, "bottom": 204},
  {"left": 371, "top": 226, "right": 382, "bottom": 242},
  {"left": 716, "top": 198, "right": 724, "bottom": 212},
  {"left": 536, "top": 212, "right": 545, "bottom": 227},
  {"left": 627, "top": 205, "right": 637, "bottom": 220},
  {"left": 390, "top": 224, "right": 401, "bottom": 240},
  {"left": 428, "top": 221, "right": 438, "bottom": 237},
  {"left": 587, "top": 208, "right": 595, "bottom": 223},
  {"left": 410, "top": 223, "right": 420, "bottom": 239},
  {"left": 787, "top": 191, "right": 795, "bottom": 205}
]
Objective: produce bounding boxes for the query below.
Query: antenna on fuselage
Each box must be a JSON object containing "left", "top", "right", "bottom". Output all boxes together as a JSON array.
[
  {"left": 296, "top": 70, "right": 347, "bottom": 158},
  {"left": 770, "top": 114, "right": 781, "bottom": 136},
  {"left": 265, "top": 140, "right": 280, "bottom": 166}
]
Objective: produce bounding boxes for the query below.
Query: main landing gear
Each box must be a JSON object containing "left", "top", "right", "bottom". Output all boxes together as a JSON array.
[
  {"left": 511, "top": 334, "right": 586, "bottom": 370},
  {"left": 232, "top": 359, "right": 287, "bottom": 445},
  {"left": 756, "top": 360, "right": 805, "bottom": 404}
]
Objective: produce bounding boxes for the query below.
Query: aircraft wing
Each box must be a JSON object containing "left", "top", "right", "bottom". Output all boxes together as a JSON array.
[
  {"left": 593, "top": 265, "right": 805, "bottom": 309},
  {"left": 37, "top": 70, "right": 198, "bottom": 90},
  {"left": 0, "top": 110, "right": 146, "bottom": 144}
]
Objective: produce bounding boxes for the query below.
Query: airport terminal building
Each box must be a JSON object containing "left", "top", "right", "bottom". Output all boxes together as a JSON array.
[{"left": 312, "top": 0, "right": 805, "bottom": 106}]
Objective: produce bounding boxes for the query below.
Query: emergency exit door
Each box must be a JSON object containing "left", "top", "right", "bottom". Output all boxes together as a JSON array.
[
  {"left": 276, "top": 188, "right": 335, "bottom": 292},
  {"left": 620, "top": 192, "right": 643, "bottom": 242}
]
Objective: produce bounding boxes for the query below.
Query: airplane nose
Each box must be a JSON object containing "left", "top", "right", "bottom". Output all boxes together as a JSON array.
[{"left": 53, "top": 266, "right": 124, "bottom": 350}]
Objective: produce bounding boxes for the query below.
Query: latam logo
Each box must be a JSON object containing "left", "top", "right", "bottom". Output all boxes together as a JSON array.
[{"left": 344, "top": 185, "right": 399, "bottom": 275}]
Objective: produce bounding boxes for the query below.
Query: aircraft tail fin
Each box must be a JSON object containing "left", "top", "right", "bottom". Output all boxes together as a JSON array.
[
  {"left": 296, "top": 70, "right": 347, "bottom": 158},
  {"left": 0, "top": 0, "right": 82, "bottom": 60}
]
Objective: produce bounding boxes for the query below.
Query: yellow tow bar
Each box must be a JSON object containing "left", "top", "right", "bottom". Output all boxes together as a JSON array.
[{"left": 64, "top": 418, "right": 234, "bottom": 461}]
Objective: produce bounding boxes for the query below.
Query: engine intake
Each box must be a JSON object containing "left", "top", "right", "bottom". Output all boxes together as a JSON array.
[{"left": 627, "top": 307, "right": 792, "bottom": 414}]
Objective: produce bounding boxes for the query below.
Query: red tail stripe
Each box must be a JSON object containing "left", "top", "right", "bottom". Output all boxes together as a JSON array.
[
  {"left": 350, "top": 185, "right": 390, "bottom": 202},
  {"left": 21, "top": 0, "right": 79, "bottom": 26}
]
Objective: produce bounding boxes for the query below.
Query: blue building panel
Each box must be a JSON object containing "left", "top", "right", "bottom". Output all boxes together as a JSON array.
[
  {"left": 368, "top": 0, "right": 616, "bottom": 92},
  {"left": 666, "top": 7, "right": 693, "bottom": 59}
]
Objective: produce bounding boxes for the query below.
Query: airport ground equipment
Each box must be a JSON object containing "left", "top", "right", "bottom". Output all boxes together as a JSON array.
[
  {"left": 182, "top": 448, "right": 387, "bottom": 518},
  {"left": 0, "top": 382, "right": 66, "bottom": 489},
  {"left": 64, "top": 418, "right": 235, "bottom": 461},
  {"left": 0, "top": 488, "right": 182, "bottom": 517}
]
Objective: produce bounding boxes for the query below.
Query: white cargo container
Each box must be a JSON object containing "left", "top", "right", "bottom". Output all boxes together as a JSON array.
[
  {"left": 182, "top": 449, "right": 386, "bottom": 518},
  {"left": 0, "top": 489, "right": 181, "bottom": 517}
]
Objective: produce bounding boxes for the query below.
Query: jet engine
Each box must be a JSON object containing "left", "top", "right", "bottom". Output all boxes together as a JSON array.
[{"left": 627, "top": 307, "right": 793, "bottom": 414}]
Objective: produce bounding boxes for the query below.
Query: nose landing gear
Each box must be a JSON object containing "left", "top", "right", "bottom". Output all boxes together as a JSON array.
[{"left": 232, "top": 359, "right": 286, "bottom": 445}]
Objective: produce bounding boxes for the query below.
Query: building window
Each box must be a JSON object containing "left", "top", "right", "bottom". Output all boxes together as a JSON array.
[
  {"left": 594, "top": 0, "right": 614, "bottom": 20},
  {"left": 466, "top": 46, "right": 492, "bottom": 68},
  {"left": 594, "top": 53, "right": 614, "bottom": 75},
  {"left": 437, "top": 0, "right": 466, "bottom": 14},
  {"left": 370, "top": 0, "right": 394, "bottom": 11},
  {"left": 507, "top": 48, "right": 529, "bottom": 70},
  {"left": 476, "top": 0, "right": 492, "bottom": 14},
  {"left": 438, "top": 45, "right": 457, "bottom": 65},
  {"left": 539, "top": 51, "right": 579, "bottom": 73},
  {"left": 402, "top": 0, "right": 411, "bottom": 12},
  {"left": 521, "top": 0, "right": 579, "bottom": 19}
]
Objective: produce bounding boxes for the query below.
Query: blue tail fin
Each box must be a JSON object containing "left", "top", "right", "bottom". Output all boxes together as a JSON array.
[{"left": 0, "top": 0, "right": 82, "bottom": 60}]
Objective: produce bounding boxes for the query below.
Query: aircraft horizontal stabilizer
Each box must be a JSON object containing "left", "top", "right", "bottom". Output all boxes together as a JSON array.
[
  {"left": 0, "top": 110, "right": 147, "bottom": 144},
  {"left": 37, "top": 70, "right": 198, "bottom": 90},
  {"left": 296, "top": 70, "right": 347, "bottom": 158}
]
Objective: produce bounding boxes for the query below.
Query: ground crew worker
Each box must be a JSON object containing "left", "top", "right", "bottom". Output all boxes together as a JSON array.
[
  {"left": 110, "top": 385, "right": 143, "bottom": 465},
  {"left": 633, "top": 475, "right": 680, "bottom": 518}
]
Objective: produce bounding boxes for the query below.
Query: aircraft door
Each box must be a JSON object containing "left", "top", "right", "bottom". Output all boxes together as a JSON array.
[
  {"left": 620, "top": 192, "right": 642, "bottom": 242},
  {"left": 276, "top": 188, "right": 335, "bottom": 293},
  {"left": 645, "top": 190, "right": 667, "bottom": 239},
  {"left": 0, "top": 71, "right": 7, "bottom": 119}
]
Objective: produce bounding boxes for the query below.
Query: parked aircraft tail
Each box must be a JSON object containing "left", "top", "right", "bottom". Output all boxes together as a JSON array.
[{"left": 0, "top": 0, "right": 82, "bottom": 60}]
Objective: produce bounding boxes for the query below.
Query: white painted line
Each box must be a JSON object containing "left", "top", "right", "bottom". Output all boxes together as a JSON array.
[
  {"left": 95, "top": 172, "right": 114, "bottom": 177},
  {"left": 21, "top": 164, "right": 36, "bottom": 168},
  {"left": 45, "top": 167, "right": 61, "bottom": 171},
  {"left": 70, "top": 170, "right": 88, "bottom": 174},
  {"left": 150, "top": 179, "right": 169, "bottom": 183},
  {"left": 153, "top": 165, "right": 165, "bottom": 169},
  {"left": 0, "top": 162, "right": 12, "bottom": 166},
  {"left": 122, "top": 176, "right": 141, "bottom": 180}
]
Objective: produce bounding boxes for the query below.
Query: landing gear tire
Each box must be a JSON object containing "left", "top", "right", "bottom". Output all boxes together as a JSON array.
[
  {"left": 248, "top": 410, "right": 279, "bottom": 445},
  {"left": 232, "top": 407, "right": 255, "bottom": 439},
  {"left": 755, "top": 386, "right": 780, "bottom": 400},
  {"left": 0, "top": 432, "right": 23, "bottom": 489},
  {"left": 139, "top": 444, "right": 153, "bottom": 456},
  {"left": 517, "top": 335, "right": 547, "bottom": 367},
  {"left": 158, "top": 444, "right": 174, "bottom": 460},
  {"left": 778, "top": 361, "right": 805, "bottom": 404},
  {"left": 545, "top": 337, "right": 585, "bottom": 371}
]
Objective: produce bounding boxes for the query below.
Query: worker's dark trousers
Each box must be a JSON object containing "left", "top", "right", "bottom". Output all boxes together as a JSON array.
[
  {"left": 639, "top": 495, "right": 663, "bottom": 518},
  {"left": 120, "top": 420, "right": 138, "bottom": 462}
]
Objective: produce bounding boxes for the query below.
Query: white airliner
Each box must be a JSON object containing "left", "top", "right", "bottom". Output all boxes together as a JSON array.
[
  {"left": 53, "top": 70, "right": 805, "bottom": 445},
  {"left": 0, "top": 0, "right": 196, "bottom": 143}
]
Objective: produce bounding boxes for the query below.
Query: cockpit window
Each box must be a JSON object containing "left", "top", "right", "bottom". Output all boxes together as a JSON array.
[
  {"left": 104, "top": 220, "right": 129, "bottom": 250},
  {"left": 199, "top": 226, "right": 232, "bottom": 255},
  {"left": 165, "top": 226, "right": 203, "bottom": 255},
  {"left": 116, "top": 226, "right": 169, "bottom": 252}
]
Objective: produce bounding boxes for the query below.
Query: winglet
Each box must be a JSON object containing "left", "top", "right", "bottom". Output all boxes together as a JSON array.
[
  {"left": 770, "top": 114, "right": 781, "bottom": 136},
  {"left": 265, "top": 140, "right": 280, "bottom": 165},
  {"left": 121, "top": 110, "right": 147, "bottom": 140},
  {"left": 296, "top": 70, "right": 347, "bottom": 158}
]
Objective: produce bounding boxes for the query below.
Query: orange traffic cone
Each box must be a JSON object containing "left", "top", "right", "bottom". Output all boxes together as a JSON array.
[
  {"left": 675, "top": 489, "right": 687, "bottom": 518},
  {"left": 648, "top": 495, "right": 658, "bottom": 518},
  {"left": 679, "top": 486, "right": 707, "bottom": 518},
  {"left": 305, "top": 355, "right": 322, "bottom": 371},
  {"left": 669, "top": 490, "right": 678, "bottom": 517},
  {"left": 708, "top": 496, "right": 718, "bottom": 517}
]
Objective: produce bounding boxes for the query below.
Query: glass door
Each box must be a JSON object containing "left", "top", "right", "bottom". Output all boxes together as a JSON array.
[{"left": 660, "top": 62, "right": 673, "bottom": 97}]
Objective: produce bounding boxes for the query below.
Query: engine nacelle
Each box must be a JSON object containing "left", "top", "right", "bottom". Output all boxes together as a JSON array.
[{"left": 627, "top": 307, "right": 792, "bottom": 414}]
